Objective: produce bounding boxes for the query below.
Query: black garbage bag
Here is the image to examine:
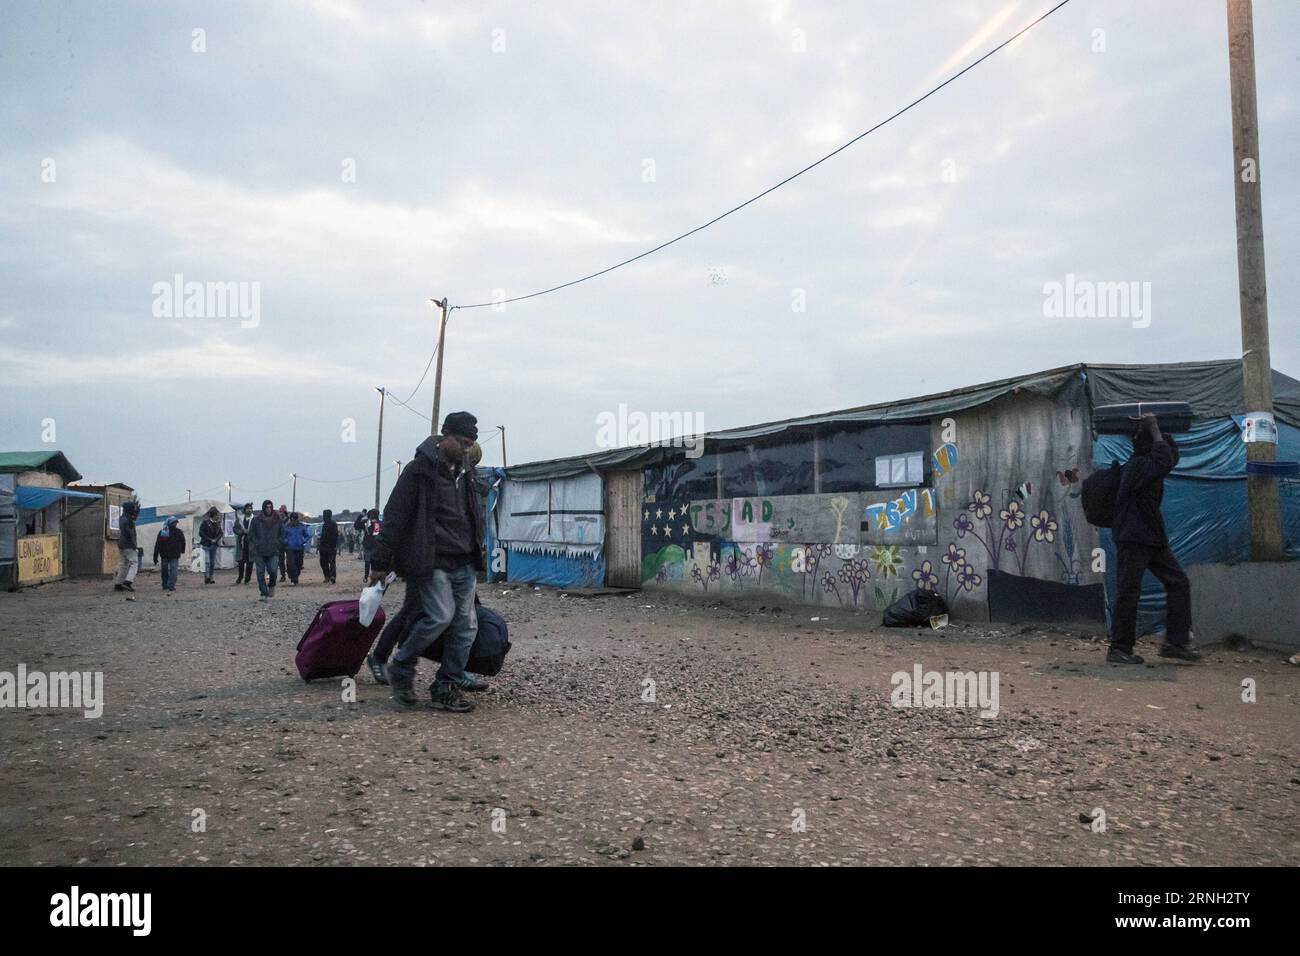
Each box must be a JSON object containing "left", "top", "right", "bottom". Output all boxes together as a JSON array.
[{"left": 882, "top": 588, "right": 949, "bottom": 627}]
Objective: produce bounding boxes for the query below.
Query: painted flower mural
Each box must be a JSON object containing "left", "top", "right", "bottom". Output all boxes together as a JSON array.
[
  {"left": 690, "top": 561, "right": 721, "bottom": 592},
  {"left": 837, "top": 558, "right": 871, "bottom": 607},
  {"left": 869, "top": 545, "right": 903, "bottom": 579},
  {"left": 999, "top": 500, "right": 1025, "bottom": 530},
  {"left": 911, "top": 559, "right": 938, "bottom": 591},
  {"left": 1030, "top": 509, "right": 1058, "bottom": 543}
]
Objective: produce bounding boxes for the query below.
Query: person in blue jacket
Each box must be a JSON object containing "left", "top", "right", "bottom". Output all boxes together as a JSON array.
[{"left": 283, "top": 511, "right": 312, "bottom": 585}]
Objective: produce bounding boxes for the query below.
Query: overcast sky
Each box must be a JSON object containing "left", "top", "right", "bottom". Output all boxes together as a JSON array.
[{"left": 2, "top": 0, "right": 1297, "bottom": 514}]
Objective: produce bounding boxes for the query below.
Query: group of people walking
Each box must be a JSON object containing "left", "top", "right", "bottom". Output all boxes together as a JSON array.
[
  {"left": 111, "top": 500, "right": 382, "bottom": 597},
  {"left": 231, "top": 503, "right": 379, "bottom": 599}
]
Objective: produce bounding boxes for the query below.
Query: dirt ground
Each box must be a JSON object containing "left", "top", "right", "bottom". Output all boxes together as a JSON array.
[{"left": 1, "top": 555, "right": 1296, "bottom": 867}]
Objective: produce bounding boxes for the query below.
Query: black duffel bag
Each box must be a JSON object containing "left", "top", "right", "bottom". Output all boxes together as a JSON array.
[
  {"left": 882, "top": 588, "right": 949, "bottom": 627},
  {"left": 427, "top": 604, "right": 510, "bottom": 676}
]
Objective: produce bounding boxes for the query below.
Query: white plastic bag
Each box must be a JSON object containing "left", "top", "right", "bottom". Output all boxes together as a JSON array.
[{"left": 358, "top": 571, "right": 397, "bottom": 627}]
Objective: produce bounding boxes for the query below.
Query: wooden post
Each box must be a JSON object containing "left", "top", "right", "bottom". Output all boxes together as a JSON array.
[{"left": 1226, "top": 0, "right": 1283, "bottom": 560}]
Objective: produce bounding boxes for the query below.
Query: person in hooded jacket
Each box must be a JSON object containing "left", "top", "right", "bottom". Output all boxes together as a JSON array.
[
  {"left": 199, "top": 507, "right": 224, "bottom": 584},
  {"left": 369, "top": 412, "right": 486, "bottom": 713},
  {"left": 113, "top": 500, "right": 140, "bottom": 593},
  {"left": 361, "top": 508, "right": 382, "bottom": 581},
  {"left": 233, "top": 502, "right": 255, "bottom": 584},
  {"left": 277, "top": 504, "right": 290, "bottom": 583},
  {"left": 153, "top": 516, "right": 186, "bottom": 592},
  {"left": 318, "top": 509, "right": 338, "bottom": 584},
  {"left": 283, "top": 511, "right": 311, "bottom": 585},
  {"left": 1108, "top": 413, "right": 1200, "bottom": 664},
  {"left": 248, "top": 499, "right": 285, "bottom": 599}
]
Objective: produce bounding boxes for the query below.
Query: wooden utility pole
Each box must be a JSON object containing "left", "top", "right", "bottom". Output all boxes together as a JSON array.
[
  {"left": 497, "top": 425, "right": 507, "bottom": 468},
  {"left": 373, "top": 387, "right": 386, "bottom": 512},
  {"left": 1226, "top": 0, "right": 1283, "bottom": 560},
  {"left": 430, "top": 298, "right": 449, "bottom": 436}
]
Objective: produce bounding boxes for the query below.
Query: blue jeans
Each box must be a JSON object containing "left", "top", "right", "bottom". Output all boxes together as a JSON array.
[
  {"left": 160, "top": 557, "right": 179, "bottom": 590},
  {"left": 387, "top": 565, "right": 477, "bottom": 688},
  {"left": 255, "top": 554, "right": 279, "bottom": 595},
  {"left": 203, "top": 545, "right": 218, "bottom": 578}
]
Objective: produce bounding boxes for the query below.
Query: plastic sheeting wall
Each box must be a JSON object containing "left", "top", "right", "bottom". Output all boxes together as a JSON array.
[{"left": 1093, "top": 418, "right": 1300, "bottom": 636}]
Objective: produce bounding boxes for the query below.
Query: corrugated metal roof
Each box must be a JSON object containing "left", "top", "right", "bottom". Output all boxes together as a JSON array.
[
  {"left": 0, "top": 451, "right": 82, "bottom": 482},
  {"left": 503, "top": 360, "right": 1300, "bottom": 482}
]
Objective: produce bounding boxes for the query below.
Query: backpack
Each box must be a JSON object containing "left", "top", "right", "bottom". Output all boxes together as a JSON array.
[{"left": 1081, "top": 461, "right": 1121, "bottom": 528}]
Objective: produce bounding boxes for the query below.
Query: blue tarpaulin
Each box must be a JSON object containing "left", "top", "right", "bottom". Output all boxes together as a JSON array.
[
  {"left": 15, "top": 486, "right": 101, "bottom": 511},
  {"left": 1094, "top": 418, "right": 1300, "bottom": 635}
]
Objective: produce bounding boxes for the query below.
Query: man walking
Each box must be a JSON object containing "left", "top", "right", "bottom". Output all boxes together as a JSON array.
[
  {"left": 319, "top": 509, "right": 338, "bottom": 584},
  {"left": 249, "top": 499, "right": 284, "bottom": 600},
  {"left": 1108, "top": 413, "right": 1200, "bottom": 664},
  {"left": 283, "top": 511, "right": 310, "bottom": 585},
  {"left": 277, "top": 504, "right": 290, "bottom": 583},
  {"left": 152, "top": 516, "right": 186, "bottom": 593},
  {"left": 199, "top": 507, "right": 223, "bottom": 584},
  {"left": 369, "top": 411, "right": 486, "bottom": 713},
  {"left": 233, "top": 502, "right": 254, "bottom": 584},
  {"left": 112, "top": 500, "right": 140, "bottom": 593}
]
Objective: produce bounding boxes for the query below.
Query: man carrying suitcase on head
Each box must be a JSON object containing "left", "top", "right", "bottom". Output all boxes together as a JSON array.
[
  {"left": 1107, "top": 413, "right": 1200, "bottom": 665},
  {"left": 369, "top": 412, "right": 486, "bottom": 713}
]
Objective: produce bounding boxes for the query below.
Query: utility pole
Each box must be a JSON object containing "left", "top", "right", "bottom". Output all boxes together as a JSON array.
[
  {"left": 394, "top": 459, "right": 402, "bottom": 478},
  {"left": 186, "top": 489, "right": 191, "bottom": 502},
  {"left": 225, "top": 481, "right": 231, "bottom": 504},
  {"left": 497, "top": 425, "right": 507, "bottom": 468},
  {"left": 374, "top": 386, "right": 386, "bottom": 512},
  {"left": 1226, "top": 0, "right": 1283, "bottom": 561},
  {"left": 290, "top": 473, "right": 298, "bottom": 512},
  {"left": 429, "top": 298, "right": 449, "bottom": 435}
]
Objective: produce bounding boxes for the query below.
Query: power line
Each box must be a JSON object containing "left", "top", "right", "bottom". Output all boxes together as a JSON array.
[
  {"left": 397, "top": 341, "right": 440, "bottom": 405},
  {"left": 455, "top": 0, "right": 1072, "bottom": 311},
  {"left": 386, "top": 391, "right": 433, "bottom": 422},
  {"left": 297, "top": 464, "right": 398, "bottom": 485}
]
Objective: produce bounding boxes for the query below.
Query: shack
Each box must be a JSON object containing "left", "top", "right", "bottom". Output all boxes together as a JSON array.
[
  {"left": 64, "top": 482, "right": 138, "bottom": 577},
  {"left": 0, "top": 451, "right": 101, "bottom": 588}
]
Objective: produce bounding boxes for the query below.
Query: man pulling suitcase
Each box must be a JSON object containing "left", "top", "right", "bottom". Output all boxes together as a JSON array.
[{"left": 368, "top": 412, "right": 486, "bottom": 712}]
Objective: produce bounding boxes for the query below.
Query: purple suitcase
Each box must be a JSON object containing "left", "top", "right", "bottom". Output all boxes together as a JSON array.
[{"left": 295, "top": 599, "right": 386, "bottom": 682}]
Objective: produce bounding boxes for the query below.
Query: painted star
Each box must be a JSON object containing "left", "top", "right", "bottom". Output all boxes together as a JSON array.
[
  {"left": 650, "top": 524, "right": 658, "bottom": 536},
  {"left": 667, "top": 508, "right": 676, "bottom": 520},
  {"left": 655, "top": 509, "right": 663, "bottom": 519},
  {"left": 643, "top": 509, "right": 649, "bottom": 521},
  {"left": 681, "top": 524, "right": 690, "bottom": 536}
]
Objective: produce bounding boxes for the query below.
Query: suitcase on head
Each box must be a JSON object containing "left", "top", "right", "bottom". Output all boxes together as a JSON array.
[{"left": 295, "top": 599, "right": 387, "bottom": 681}]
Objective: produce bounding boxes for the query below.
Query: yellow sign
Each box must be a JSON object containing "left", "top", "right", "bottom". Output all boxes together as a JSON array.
[{"left": 18, "top": 534, "right": 62, "bottom": 584}]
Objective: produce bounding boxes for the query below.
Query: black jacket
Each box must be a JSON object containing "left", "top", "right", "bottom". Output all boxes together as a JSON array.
[
  {"left": 370, "top": 436, "right": 485, "bottom": 578},
  {"left": 117, "top": 515, "right": 136, "bottom": 551},
  {"left": 1113, "top": 433, "right": 1178, "bottom": 547},
  {"left": 199, "top": 518, "right": 224, "bottom": 547},
  {"left": 320, "top": 522, "right": 338, "bottom": 551},
  {"left": 153, "top": 526, "right": 187, "bottom": 562}
]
